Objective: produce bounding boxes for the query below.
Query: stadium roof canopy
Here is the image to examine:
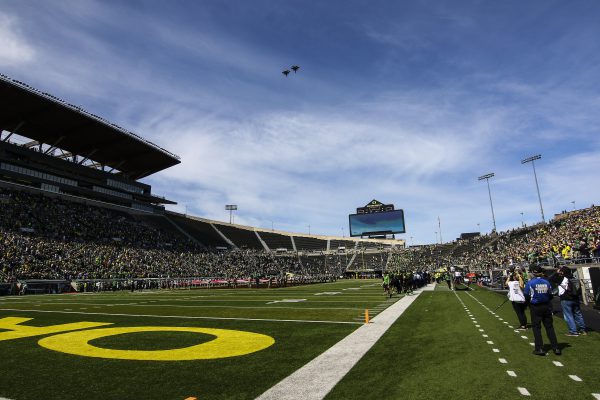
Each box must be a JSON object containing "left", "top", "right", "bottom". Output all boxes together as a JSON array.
[{"left": 0, "top": 74, "right": 180, "bottom": 180}]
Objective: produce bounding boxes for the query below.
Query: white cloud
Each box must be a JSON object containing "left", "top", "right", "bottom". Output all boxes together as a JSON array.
[
  {"left": 3, "top": 1, "right": 599, "bottom": 245},
  {"left": 0, "top": 14, "right": 35, "bottom": 66}
]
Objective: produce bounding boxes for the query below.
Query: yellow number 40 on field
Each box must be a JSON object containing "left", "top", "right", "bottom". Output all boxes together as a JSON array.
[{"left": 0, "top": 317, "right": 275, "bottom": 361}]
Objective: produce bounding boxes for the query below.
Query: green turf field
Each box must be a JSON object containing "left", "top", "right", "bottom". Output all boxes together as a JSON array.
[{"left": 0, "top": 280, "right": 599, "bottom": 400}]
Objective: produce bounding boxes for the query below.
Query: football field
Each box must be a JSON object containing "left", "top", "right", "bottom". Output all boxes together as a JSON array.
[{"left": 0, "top": 280, "right": 599, "bottom": 400}]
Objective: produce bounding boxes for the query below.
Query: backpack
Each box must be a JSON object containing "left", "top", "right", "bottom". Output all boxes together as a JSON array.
[{"left": 567, "top": 278, "right": 581, "bottom": 297}]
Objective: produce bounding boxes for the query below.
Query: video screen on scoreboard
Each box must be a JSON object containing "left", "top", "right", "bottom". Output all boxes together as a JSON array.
[{"left": 349, "top": 210, "right": 405, "bottom": 237}]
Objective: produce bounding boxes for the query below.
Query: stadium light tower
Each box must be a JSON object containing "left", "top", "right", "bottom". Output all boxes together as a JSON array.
[
  {"left": 521, "top": 154, "right": 545, "bottom": 223},
  {"left": 478, "top": 173, "right": 497, "bottom": 232},
  {"left": 225, "top": 204, "right": 237, "bottom": 224},
  {"left": 520, "top": 212, "right": 524, "bottom": 227}
]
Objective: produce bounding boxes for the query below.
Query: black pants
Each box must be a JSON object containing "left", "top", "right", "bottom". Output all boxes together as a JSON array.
[
  {"left": 530, "top": 302, "right": 558, "bottom": 351},
  {"left": 511, "top": 301, "right": 528, "bottom": 327}
]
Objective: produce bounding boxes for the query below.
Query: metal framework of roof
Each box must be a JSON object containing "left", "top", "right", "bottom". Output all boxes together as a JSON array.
[{"left": 0, "top": 74, "right": 180, "bottom": 180}]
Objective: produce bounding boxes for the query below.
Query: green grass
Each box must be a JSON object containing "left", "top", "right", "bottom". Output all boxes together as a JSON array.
[
  {"left": 0, "top": 279, "right": 388, "bottom": 400},
  {"left": 0, "top": 281, "right": 599, "bottom": 400},
  {"left": 326, "top": 285, "right": 600, "bottom": 400}
]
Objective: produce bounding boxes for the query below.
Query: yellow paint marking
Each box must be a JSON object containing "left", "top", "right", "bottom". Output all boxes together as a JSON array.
[
  {"left": 0, "top": 317, "right": 111, "bottom": 341},
  {"left": 38, "top": 326, "right": 275, "bottom": 361}
]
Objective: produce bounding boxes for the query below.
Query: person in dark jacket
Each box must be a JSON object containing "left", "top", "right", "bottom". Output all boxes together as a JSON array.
[
  {"left": 524, "top": 265, "right": 560, "bottom": 356},
  {"left": 550, "top": 266, "right": 587, "bottom": 336}
]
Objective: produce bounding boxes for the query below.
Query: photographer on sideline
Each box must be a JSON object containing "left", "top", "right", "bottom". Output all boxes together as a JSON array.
[{"left": 505, "top": 267, "right": 528, "bottom": 330}]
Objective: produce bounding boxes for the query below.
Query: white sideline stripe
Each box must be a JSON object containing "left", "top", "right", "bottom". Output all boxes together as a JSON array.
[
  {"left": 569, "top": 375, "right": 582, "bottom": 382},
  {"left": 517, "top": 387, "right": 530, "bottom": 396},
  {"left": 592, "top": 393, "right": 600, "bottom": 400},
  {"left": 507, "top": 370, "right": 517, "bottom": 377},
  {"left": 499, "top": 358, "right": 507, "bottom": 364},
  {"left": 521, "top": 336, "right": 528, "bottom": 339},
  {"left": 421, "top": 283, "right": 436, "bottom": 291},
  {"left": 0, "top": 308, "right": 361, "bottom": 325},
  {"left": 255, "top": 285, "right": 429, "bottom": 400},
  {"left": 492, "top": 349, "right": 500, "bottom": 353},
  {"left": 486, "top": 341, "right": 493, "bottom": 344},
  {"left": 553, "top": 361, "right": 563, "bottom": 367}
]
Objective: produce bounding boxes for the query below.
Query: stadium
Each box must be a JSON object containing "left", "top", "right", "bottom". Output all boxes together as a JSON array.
[
  {"left": 2, "top": 3, "right": 600, "bottom": 399},
  {"left": 1, "top": 72, "right": 600, "bottom": 399}
]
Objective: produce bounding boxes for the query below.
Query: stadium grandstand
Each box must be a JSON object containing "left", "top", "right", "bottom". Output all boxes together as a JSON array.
[
  {"left": 0, "top": 74, "right": 401, "bottom": 295},
  {"left": 1, "top": 74, "right": 599, "bottom": 306}
]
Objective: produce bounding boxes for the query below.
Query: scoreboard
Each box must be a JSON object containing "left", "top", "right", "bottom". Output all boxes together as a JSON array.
[{"left": 349, "top": 200, "right": 406, "bottom": 237}]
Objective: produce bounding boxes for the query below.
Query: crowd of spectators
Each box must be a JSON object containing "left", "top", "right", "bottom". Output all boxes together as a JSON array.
[
  {"left": 0, "top": 188, "right": 325, "bottom": 283},
  {"left": 2, "top": 187, "right": 598, "bottom": 288},
  {"left": 388, "top": 206, "right": 600, "bottom": 271}
]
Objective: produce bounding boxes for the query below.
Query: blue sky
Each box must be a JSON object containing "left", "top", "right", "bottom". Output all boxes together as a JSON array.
[{"left": 1, "top": 0, "right": 599, "bottom": 245}]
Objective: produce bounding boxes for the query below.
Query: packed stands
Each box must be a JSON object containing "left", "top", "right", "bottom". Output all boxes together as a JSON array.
[{"left": 0, "top": 185, "right": 395, "bottom": 289}]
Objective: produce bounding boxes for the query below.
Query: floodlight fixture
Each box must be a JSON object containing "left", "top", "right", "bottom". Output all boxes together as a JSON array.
[
  {"left": 521, "top": 154, "right": 541, "bottom": 164},
  {"left": 478, "top": 172, "right": 495, "bottom": 180},
  {"left": 225, "top": 204, "right": 238, "bottom": 224}
]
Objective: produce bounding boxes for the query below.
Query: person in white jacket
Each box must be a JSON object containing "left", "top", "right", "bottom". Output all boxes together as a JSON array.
[{"left": 506, "top": 269, "right": 528, "bottom": 329}]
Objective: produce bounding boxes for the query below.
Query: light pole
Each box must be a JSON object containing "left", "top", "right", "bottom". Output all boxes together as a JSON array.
[
  {"left": 478, "top": 173, "right": 497, "bottom": 232},
  {"left": 477, "top": 222, "right": 480, "bottom": 232},
  {"left": 435, "top": 231, "right": 438, "bottom": 244},
  {"left": 571, "top": 201, "right": 575, "bottom": 211},
  {"left": 520, "top": 212, "right": 524, "bottom": 227},
  {"left": 410, "top": 236, "right": 413, "bottom": 246},
  {"left": 308, "top": 225, "right": 311, "bottom": 235},
  {"left": 438, "top": 216, "right": 443, "bottom": 244},
  {"left": 521, "top": 154, "right": 545, "bottom": 223},
  {"left": 341, "top": 227, "right": 345, "bottom": 237},
  {"left": 225, "top": 204, "right": 237, "bottom": 224}
]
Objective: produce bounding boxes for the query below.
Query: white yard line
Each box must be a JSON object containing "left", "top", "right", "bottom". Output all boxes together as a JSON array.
[
  {"left": 0, "top": 301, "right": 362, "bottom": 311},
  {"left": 255, "top": 284, "right": 432, "bottom": 400},
  {"left": 0, "top": 308, "right": 361, "bottom": 325},
  {"left": 2, "top": 298, "right": 385, "bottom": 304}
]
